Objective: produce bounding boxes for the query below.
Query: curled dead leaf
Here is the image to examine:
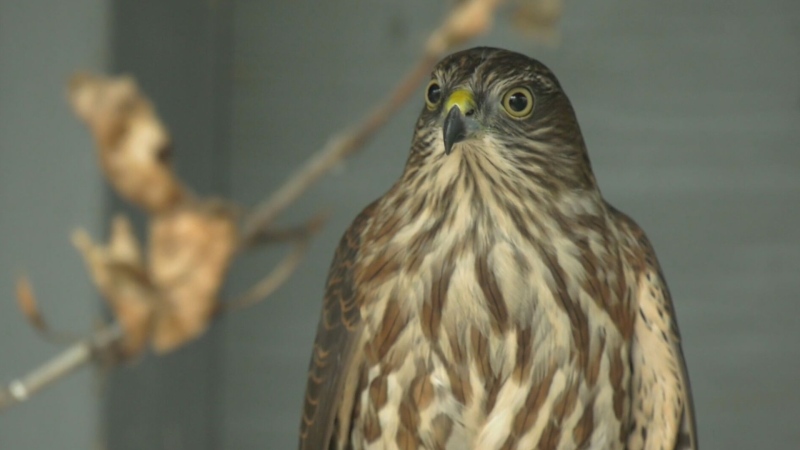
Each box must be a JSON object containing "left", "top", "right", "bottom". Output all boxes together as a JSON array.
[
  {"left": 72, "top": 223, "right": 156, "bottom": 358},
  {"left": 149, "top": 200, "right": 238, "bottom": 353},
  {"left": 68, "top": 73, "right": 185, "bottom": 214},
  {"left": 15, "top": 277, "right": 47, "bottom": 333}
]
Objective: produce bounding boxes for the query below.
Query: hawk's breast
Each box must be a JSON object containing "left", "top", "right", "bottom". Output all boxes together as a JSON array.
[{"left": 347, "top": 187, "right": 633, "bottom": 450}]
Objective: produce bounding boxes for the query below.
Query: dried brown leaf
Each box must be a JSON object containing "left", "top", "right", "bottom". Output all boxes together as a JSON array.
[
  {"left": 15, "top": 277, "right": 47, "bottom": 332},
  {"left": 149, "top": 200, "right": 238, "bottom": 353},
  {"left": 72, "top": 226, "right": 156, "bottom": 358},
  {"left": 68, "top": 73, "right": 186, "bottom": 214},
  {"left": 108, "top": 214, "right": 143, "bottom": 266}
]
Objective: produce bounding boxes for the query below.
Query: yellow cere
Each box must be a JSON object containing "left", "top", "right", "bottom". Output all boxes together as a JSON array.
[{"left": 445, "top": 90, "right": 475, "bottom": 113}]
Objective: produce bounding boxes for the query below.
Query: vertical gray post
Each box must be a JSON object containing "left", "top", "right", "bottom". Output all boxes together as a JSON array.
[{"left": 102, "top": 3, "right": 234, "bottom": 450}]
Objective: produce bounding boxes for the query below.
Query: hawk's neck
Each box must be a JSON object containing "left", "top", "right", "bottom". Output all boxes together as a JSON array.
[
  {"left": 354, "top": 135, "right": 620, "bottom": 331},
  {"left": 377, "top": 135, "right": 608, "bottom": 251}
]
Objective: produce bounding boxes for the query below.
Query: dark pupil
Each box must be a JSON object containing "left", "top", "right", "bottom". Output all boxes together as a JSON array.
[
  {"left": 427, "top": 84, "right": 441, "bottom": 104},
  {"left": 508, "top": 93, "right": 528, "bottom": 112}
]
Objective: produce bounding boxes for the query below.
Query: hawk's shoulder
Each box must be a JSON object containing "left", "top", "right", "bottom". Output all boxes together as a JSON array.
[
  {"left": 608, "top": 204, "right": 698, "bottom": 450},
  {"left": 299, "top": 201, "right": 378, "bottom": 450}
]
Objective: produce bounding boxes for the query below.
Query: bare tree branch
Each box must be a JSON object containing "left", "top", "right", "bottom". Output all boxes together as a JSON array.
[
  {"left": 242, "top": 210, "right": 329, "bottom": 249},
  {"left": 3, "top": 0, "right": 510, "bottom": 413},
  {"left": 0, "top": 324, "right": 123, "bottom": 413},
  {"left": 239, "top": 56, "right": 434, "bottom": 245},
  {"left": 222, "top": 239, "right": 312, "bottom": 313}
]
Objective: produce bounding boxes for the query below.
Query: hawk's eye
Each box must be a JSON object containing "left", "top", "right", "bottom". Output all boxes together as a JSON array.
[
  {"left": 425, "top": 80, "right": 442, "bottom": 109},
  {"left": 502, "top": 87, "right": 534, "bottom": 118}
]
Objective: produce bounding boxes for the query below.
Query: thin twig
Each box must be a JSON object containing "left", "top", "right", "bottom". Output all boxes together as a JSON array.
[
  {"left": 0, "top": 324, "right": 123, "bottom": 413},
  {"left": 242, "top": 210, "right": 329, "bottom": 249},
  {"left": 240, "top": 56, "right": 435, "bottom": 244},
  {"left": 222, "top": 239, "right": 312, "bottom": 313}
]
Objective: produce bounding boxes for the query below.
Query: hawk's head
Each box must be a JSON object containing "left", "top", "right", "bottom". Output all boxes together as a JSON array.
[{"left": 409, "top": 47, "right": 596, "bottom": 192}]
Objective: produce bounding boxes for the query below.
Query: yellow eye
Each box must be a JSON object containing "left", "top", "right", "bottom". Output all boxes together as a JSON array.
[
  {"left": 425, "top": 80, "right": 442, "bottom": 109},
  {"left": 502, "top": 87, "right": 534, "bottom": 118}
]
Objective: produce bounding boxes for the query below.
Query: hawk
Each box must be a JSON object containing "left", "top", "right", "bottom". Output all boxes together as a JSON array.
[{"left": 299, "top": 47, "right": 697, "bottom": 450}]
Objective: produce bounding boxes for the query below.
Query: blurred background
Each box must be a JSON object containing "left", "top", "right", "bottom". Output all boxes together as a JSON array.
[{"left": 1, "top": 0, "right": 799, "bottom": 448}]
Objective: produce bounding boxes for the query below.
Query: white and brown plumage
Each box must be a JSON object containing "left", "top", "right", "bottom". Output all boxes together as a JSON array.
[{"left": 299, "top": 47, "right": 697, "bottom": 450}]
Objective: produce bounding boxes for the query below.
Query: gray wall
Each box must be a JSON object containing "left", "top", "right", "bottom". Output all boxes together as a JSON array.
[
  {"left": 1, "top": 0, "right": 798, "bottom": 449},
  {"left": 0, "top": 1, "right": 109, "bottom": 449}
]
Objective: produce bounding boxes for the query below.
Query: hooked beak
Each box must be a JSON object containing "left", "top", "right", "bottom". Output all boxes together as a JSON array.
[
  {"left": 442, "top": 90, "right": 476, "bottom": 155},
  {"left": 443, "top": 107, "right": 466, "bottom": 156}
]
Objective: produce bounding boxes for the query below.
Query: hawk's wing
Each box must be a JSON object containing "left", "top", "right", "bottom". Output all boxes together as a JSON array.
[
  {"left": 299, "top": 203, "right": 376, "bottom": 450},
  {"left": 611, "top": 207, "right": 698, "bottom": 450}
]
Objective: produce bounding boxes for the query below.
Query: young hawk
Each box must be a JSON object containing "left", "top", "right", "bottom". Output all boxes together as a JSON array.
[{"left": 299, "top": 47, "right": 697, "bottom": 450}]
